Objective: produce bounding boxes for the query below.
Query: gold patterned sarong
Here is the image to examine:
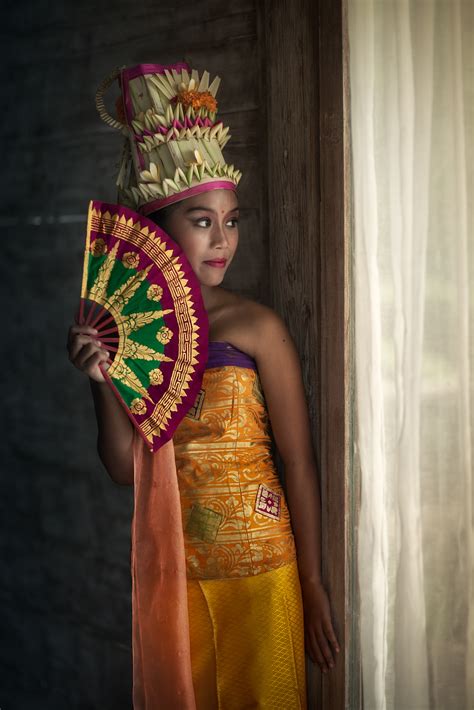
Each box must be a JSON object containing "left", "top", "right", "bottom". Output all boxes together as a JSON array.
[
  {"left": 187, "top": 559, "right": 306, "bottom": 709},
  {"left": 173, "top": 343, "right": 307, "bottom": 708}
]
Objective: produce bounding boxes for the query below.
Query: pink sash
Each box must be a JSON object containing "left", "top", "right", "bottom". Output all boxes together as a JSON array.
[{"left": 131, "top": 433, "right": 197, "bottom": 709}]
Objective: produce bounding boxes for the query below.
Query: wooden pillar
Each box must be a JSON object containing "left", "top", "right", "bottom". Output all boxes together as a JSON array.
[{"left": 259, "top": 0, "right": 358, "bottom": 707}]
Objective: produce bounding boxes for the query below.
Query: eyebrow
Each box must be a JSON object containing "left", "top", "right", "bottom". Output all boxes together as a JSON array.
[{"left": 184, "top": 206, "right": 240, "bottom": 215}]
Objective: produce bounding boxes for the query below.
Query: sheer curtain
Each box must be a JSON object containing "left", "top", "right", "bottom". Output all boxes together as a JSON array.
[{"left": 348, "top": 1, "right": 473, "bottom": 709}]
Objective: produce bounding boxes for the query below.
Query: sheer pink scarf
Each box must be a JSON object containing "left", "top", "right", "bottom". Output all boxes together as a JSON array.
[{"left": 131, "top": 433, "right": 197, "bottom": 709}]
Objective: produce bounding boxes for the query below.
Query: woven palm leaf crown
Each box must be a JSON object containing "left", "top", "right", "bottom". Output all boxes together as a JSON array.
[{"left": 95, "top": 62, "right": 242, "bottom": 215}]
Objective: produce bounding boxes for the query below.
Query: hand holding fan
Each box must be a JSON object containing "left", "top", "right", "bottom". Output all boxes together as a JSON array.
[{"left": 76, "top": 200, "right": 208, "bottom": 452}]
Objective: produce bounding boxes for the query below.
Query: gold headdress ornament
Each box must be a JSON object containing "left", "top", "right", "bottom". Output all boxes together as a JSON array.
[{"left": 95, "top": 62, "right": 243, "bottom": 215}]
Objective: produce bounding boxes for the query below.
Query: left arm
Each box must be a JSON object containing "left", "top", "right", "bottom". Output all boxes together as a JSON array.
[{"left": 253, "top": 307, "right": 340, "bottom": 673}]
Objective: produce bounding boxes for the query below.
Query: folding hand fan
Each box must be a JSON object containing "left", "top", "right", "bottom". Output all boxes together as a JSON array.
[{"left": 76, "top": 200, "right": 209, "bottom": 452}]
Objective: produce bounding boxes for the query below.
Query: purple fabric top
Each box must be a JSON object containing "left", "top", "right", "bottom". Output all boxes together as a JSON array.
[{"left": 206, "top": 341, "right": 257, "bottom": 371}]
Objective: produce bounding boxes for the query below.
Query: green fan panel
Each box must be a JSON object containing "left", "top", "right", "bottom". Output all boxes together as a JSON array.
[
  {"left": 86, "top": 253, "right": 106, "bottom": 292},
  {"left": 87, "top": 251, "right": 176, "bottom": 399},
  {"left": 105, "top": 260, "right": 141, "bottom": 300},
  {"left": 112, "top": 378, "right": 140, "bottom": 408}
]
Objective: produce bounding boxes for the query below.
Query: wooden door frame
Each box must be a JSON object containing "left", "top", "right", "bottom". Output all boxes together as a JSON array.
[{"left": 258, "top": 1, "right": 360, "bottom": 707}]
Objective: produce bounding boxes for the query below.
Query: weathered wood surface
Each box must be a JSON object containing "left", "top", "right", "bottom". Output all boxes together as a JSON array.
[
  {"left": 317, "top": 0, "right": 356, "bottom": 708},
  {"left": 262, "top": 0, "right": 322, "bottom": 702},
  {"left": 262, "top": 0, "right": 354, "bottom": 708}
]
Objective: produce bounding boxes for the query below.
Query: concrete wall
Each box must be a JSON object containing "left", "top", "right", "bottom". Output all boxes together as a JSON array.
[{"left": 1, "top": 2, "right": 267, "bottom": 706}]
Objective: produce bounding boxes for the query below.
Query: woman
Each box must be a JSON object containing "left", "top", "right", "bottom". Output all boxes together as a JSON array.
[{"left": 67, "top": 62, "right": 339, "bottom": 708}]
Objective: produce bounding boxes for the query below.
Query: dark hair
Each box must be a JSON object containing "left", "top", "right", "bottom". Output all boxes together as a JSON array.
[{"left": 147, "top": 202, "right": 180, "bottom": 231}]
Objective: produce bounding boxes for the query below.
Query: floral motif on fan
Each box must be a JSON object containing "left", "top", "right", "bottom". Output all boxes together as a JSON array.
[{"left": 76, "top": 200, "right": 208, "bottom": 452}]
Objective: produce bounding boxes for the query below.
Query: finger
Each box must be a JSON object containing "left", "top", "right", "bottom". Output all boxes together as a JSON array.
[
  {"left": 316, "top": 627, "right": 335, "bottom": 668},
  {"left": 67, "top": 325, "right": 98, "bottom": 346},
  {"left": 309, "top": 626, "right": 327, "bottom": 672},
  {"left": 73, "top": 341, "right": 106, "bottom": 370},
  {"left": 323, "top": 619, "right": 341, "bottom": 653},
  {"left": 68, "top": 331, "right": 98, "bottom": 350},
  {"left": 82, "top": 349, "right": 110, "bottom": 375},
  {"left": 68, "top": 335, "right": 102, "bottom": 363}
]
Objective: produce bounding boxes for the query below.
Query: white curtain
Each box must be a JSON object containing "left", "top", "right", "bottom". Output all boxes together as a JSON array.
[{"left": 348, "top": 1, "right": 473, "bottom": 709}]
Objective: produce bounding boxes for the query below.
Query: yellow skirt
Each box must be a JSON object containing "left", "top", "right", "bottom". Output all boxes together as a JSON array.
[{"left": 186, "top": 560, "right": 307, "bottom": 709}]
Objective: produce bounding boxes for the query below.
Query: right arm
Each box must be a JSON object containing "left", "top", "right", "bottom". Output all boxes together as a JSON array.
[{"left": 67, "top": 325, "right": 134, "bottom": 486}]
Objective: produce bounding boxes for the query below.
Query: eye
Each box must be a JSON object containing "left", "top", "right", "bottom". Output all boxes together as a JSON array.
[
  {"left": 194, "top": 217, "right": 211, "bottom": 228},
  {"left": 226, "top": 218, "right": 239, "bottom": 227}
]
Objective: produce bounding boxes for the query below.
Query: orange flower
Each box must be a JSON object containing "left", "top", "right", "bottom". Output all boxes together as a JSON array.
[{"left": 176, "top": 89, "right": 217, "bottom": 113}]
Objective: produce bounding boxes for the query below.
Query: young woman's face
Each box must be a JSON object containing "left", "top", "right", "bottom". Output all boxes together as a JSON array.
[{"left": 160, "top": 189, "right": 239, "bottom": 287}]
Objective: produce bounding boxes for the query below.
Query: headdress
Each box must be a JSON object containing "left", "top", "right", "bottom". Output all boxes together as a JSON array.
[{"left": 95, "top": 62, "right": 243, "bottom": 214}]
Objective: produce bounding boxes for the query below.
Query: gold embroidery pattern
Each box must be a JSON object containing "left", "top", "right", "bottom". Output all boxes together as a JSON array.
[
  {"left": 156, "top": 325, "right": 173, "bottom": 344},
  {"left": 122, "top": 251, "right": 140, "bottom": 268},
  {"left": 149, "top": 368, "right": 164, "bottom": 385},
  {"left": 113, "top": 361, "right": 153, "bottom": 403},
  {"left": 252, "top": 373, "right": 265, "bottom": 405},
  {"left": 90, "top": 237, "right": 107, "bottom": 256},
  {"left": 123, "top": 340, "right": 172, "bottom": 361},
  {"left": 121, "top": 310, "right": 173, "bottom": 336},
  {"left": 131, "top": 398, "right": 147, "bottom": 415},
  {"left": 173, "top": 366, "right": 297, "bottom": 580},
  {"left": 147, "top": 283, "right": 163, "bottom": 301}
]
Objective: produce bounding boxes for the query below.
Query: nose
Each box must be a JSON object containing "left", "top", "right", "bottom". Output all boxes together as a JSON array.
[{"left": 210, "top": 222, "right": 229, "bottom": 249}]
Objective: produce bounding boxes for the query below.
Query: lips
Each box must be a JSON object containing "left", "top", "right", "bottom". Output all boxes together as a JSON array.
[{"left": 204, "top": 258, "right": 227, "bottom": 268}]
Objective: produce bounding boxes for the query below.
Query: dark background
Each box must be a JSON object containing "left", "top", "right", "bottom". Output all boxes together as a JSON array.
[{"left": 1, "top": 1, "right": 268, "bottom": 707}]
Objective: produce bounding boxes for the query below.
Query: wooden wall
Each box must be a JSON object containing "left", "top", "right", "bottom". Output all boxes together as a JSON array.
[
  {"left": 262, "top": 0, "right": 352, "bottom": 708},
  {"left": 1, "top": 2, "right": 269, "bottom": 706}
]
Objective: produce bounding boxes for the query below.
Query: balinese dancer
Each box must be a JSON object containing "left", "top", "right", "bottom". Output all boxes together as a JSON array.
[{"left": 67, "top": 62, "right": 340, "bottom": 709}]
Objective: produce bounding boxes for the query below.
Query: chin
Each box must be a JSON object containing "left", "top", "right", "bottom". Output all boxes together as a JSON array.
[
  {"left": 200, "top": 276, "right": 225, "bottom": 288},
  {"left": 198, "top": 270, "right": 226, "bottom": 287}
]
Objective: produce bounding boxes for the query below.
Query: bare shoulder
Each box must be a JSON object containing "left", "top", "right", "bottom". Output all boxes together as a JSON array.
[
  {"left": 250, "top": 303, "right": 300, "bottom": 373},
  {"left": 230, "top": 296, "right": 302, "bottom": 384},
  {"left": 209, "top": 288, "right": 295, "bottom": 362},
  {"left": 245, "top": 300, "right": 294, "bottom": 360}
]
